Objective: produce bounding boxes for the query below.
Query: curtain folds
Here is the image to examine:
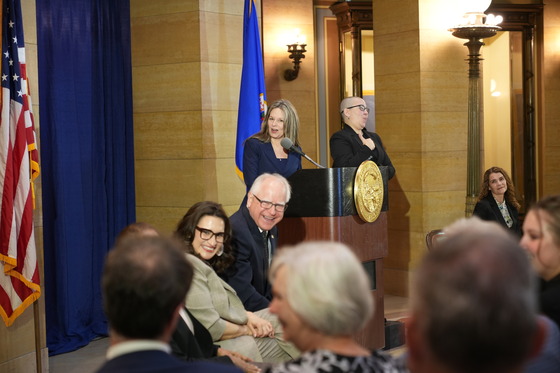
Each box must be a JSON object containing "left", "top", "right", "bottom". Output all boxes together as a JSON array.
[{"left": 36, "top": 0, "right": 135, "bottom": 355}]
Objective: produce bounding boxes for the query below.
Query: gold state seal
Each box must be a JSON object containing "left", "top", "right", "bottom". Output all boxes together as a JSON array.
[{"left": 353, "top": 160, "right": 383, "bottom": 223}]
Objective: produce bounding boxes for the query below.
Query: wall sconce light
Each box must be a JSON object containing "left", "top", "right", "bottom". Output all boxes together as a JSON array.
[
  {"left": 284, "top": 30, "right": 307, "bottom": 81},
  {"left": 449, "top": 0, "right": 502, "bottom": 216}
]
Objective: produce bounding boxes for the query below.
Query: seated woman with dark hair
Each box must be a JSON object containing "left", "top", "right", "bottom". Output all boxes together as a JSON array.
[
  {"left": 114, "top": 222, "right": 259, "bottom": 373},
  {"left": 473, "top": 166, "right": 521, "bottom": 236},
  {"left": 175, "top": 201, "right": 299, "bottom": 363}
]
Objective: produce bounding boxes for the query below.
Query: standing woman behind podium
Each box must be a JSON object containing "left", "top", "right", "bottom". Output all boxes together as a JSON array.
[
  {"left": 330, "top": 96, "right": 395, "bottom": 179},
  {"left": 473, "top": 166, "right": 521, "bottom": 236},
  {"left": 243, "top": 99, "right": 302, "bottom": 190}
]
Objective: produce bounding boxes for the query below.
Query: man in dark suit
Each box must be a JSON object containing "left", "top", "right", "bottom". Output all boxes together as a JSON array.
[
  {"left": 96, "top": 236, "right": 240, "bottom": 373},
  {"left": 226, "top": 173, "right": 291, "bottom": 312}
]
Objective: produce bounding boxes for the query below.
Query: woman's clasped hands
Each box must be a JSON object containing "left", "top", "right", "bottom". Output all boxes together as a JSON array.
[{"left": 246, "top": 312, "right": 274, "bottom": 338}]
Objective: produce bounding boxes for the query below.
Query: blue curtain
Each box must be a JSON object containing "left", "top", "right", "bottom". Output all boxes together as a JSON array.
[{"left": 36, "top": 0, "right": 135, "bottom": 355}]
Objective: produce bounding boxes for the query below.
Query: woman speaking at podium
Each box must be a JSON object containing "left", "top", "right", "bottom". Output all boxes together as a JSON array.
[
  {"left": 330, "top": 96, "right": 395, "bottom": 179},
  {"left": 243, "top": 99, "right": 302, "bottom": 190}
]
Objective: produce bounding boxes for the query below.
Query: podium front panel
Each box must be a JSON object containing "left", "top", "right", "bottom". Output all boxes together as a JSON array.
[{"left": 277, "top": 212, "right": 387, "bottom": 349}]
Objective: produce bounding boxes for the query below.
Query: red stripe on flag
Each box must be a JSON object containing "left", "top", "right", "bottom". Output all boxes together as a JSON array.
[{"left": 0, "top": 0, "right": 41, "bottom": 327}]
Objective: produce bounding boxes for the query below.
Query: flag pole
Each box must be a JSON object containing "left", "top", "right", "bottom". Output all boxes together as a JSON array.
[{"left": 33, "top": 301, "right": 42, "bottom": 372}]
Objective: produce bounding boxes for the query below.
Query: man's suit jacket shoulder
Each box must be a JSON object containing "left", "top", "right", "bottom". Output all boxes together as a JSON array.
[{"left": 96, "top": 350, "right": 241, "bottom": 373}]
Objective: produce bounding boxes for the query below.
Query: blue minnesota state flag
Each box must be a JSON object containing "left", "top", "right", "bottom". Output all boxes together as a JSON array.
[{"left": 235, "top": 0, "right": 267, "bottom": 180}]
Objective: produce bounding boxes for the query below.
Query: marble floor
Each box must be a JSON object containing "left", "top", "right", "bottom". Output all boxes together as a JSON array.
[
  {"left": 48, "top": 295, "right": 409, "bottom": 373},
  {"left": 48, "top": 336, "right": 109, "bottom": 373}
]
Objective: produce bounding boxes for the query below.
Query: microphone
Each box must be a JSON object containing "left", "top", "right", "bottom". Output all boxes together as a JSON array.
[
  {"left": 280, "top": 138, "right": 325, "bottom": 169},
  {"left": 280, "top": 138, "right": 304, "bottom": 156}
]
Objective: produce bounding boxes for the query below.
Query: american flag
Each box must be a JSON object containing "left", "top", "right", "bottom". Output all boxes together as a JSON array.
[{"left": 0, "top": 0, "right": 41, "bottom": 327}]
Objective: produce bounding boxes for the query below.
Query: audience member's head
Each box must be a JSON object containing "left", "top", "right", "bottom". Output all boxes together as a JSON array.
[
  {"left": 339, "top": 96, "right": 369, "bottom": 130},
  {"left": 268, "top": 241, "right": 373, "bottom": 350},
  {"left": 477, "top": 166, "right": 520, "bottom": 209},
  {"left": 102, "top": 236, "right": 193, "bottom": 341},
  {"left": 253, "top": 99, "right": 300, "bottom": 146},
  {"left": 175, "top": 201, "right": 234, "bottom": 274},
  {"left": 408, "top": 217, "right": 544, "bottom": 373},
  {"left": 247, "top": 173, "right": 291, "bottom": 231},
  {"left": 114, "top": 222, "right": 159, "bottom": 245},
  {"left": 520, "top": 194, "right": 560, "bottom": 281}
]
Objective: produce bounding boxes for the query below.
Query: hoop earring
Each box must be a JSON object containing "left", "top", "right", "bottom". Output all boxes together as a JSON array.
[{"left": 216, "top": 245, "right": 224, "bottom": 257}]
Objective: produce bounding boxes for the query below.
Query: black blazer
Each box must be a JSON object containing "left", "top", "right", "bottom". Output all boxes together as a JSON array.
[
  {"left": 540, "top": 275, "right": 560, "bottom": 329},
  {"left": 95, "top": 350, "right": 240, "bottom": 373},
  {"left": 472, "top": 194, "right": 521, "bottom": 236},
  {"left": 170, "top": 308, "right": 232, "bottom": 365},
  {"left": 224, "top": 204, "right": 276, "bottom": 312},
  {"left": 329, "top": 124, "right": 395, "bottom": 179}
]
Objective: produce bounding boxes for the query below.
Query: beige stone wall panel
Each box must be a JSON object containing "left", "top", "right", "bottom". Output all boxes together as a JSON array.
[
  {"left": 130, "top": 0, "right": 198, "bottom": 18},
  {"left": 373, "top": 0, "right": 419, "bottom": 34},
  {"left": 373, "top": 31, "right": 420, "bottom": 76},
  {"left": 387, "top": 190, "right": 421, "bottom": 232},
  {"left": 199, "top": 0, "right": 246, "bottom": 15},
  {"left": 199, "top": 12, "right": 242, "bottom": 64},
  {"left": 134, "top": 111, "right": 203, "bottom": 159},
  {"left": 201, "top": 110, "right": 238, "bottom": 158},
  {"left": 421, "top": 151, "right": 466, "bottom": 191},
  {"left": 200, "top": 62, "right": 242, "bottom": 111},
  {"left": 422, "top": 191, "right": 466, "bottom": 229},
  {"left": 419, "top": 32, "right": 467, "bottom": 72},
  {"left": 131, "top": 12, "right": 200, "bottom": 66},
  {"left": 375, "top": 112, "right": 421, "bottom": 153},
  {"left": 264, "top": 0, "right": 312, "bottom": 25},
  {"left": 541, "top": 0, "right": 560, "bottom": 196},
  {"left": 542, "top": 149, "right": 560, "bottom": 193},
  {"left": 207, "top": 158, "right": 246, "bottom": 206},
  {"left": 132, "top": 63, "right": 202, "bottom": 113},
  {"left": 419, "top": 71, "right": 467, "bottom": 112},
  {"left": 375, "top": 73, "right": 421, "bottom": 113},
  {"left": 135, "top": 159, "right": 205, "bottom": 207},
  {"left": 136, "top": 206, "right": 188, "bottom": 235},
  {"left": 387, "top": 152, "right": 422, "bottom": 192},
  {"left": 420, "top": 112, "right": 467, "bottom": 152}
]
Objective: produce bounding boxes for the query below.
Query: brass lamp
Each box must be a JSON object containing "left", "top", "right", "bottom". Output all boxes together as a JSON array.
[
  {"left": 449, "top": 0, "right": 502, "bottom": 216},
  {"left": 284, "top": 30, "right": 307, "bottom": 81}
]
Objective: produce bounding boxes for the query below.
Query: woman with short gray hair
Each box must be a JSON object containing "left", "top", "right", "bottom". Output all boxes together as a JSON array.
[{"left": 265, "top": 241, "right": 406, "bottom": 373}]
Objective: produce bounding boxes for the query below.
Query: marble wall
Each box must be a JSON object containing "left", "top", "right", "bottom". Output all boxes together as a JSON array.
[
  {"left": 542, "top": 0, "right": 560, "bottom": 194},
  {"left": 373, "top": 0, "right": 470, "bottom": 295},
  {"left": 131, "top": 0, "right": 250, "bottom": 232}
]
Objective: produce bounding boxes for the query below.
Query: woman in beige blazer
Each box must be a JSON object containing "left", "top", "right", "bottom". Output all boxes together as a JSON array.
[{"left": 175, "top": 201, "right": 299, "bottom": 363}]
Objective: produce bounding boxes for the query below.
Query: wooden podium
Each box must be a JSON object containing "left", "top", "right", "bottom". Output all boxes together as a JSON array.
[{"left": 277, "top": 167, "right": 388, "bottom": 349}]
